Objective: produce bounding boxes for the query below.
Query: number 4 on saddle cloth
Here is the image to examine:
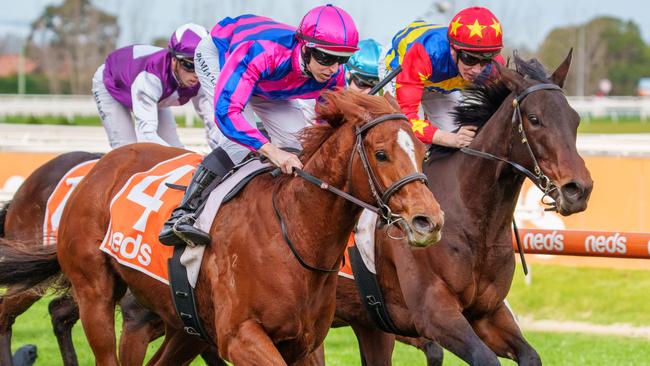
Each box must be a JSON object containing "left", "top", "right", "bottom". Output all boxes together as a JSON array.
[{"left": 44, "top": 152, "right": 272, "bottom": 285}]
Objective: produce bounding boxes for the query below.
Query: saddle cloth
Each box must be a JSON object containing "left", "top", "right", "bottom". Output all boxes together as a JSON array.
[
  {"left": 98, "top": 153, "right": 271, "bottom": 285},
  {"left": 339, "top": 209, "right": 379, "bottom": 279},
  {"left": 43, "top": 159, "right": 99, "bottom": 246}
]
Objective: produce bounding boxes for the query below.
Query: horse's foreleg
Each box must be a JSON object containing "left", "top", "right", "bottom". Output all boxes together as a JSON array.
[
  {"left": 471, "top": 301, "right": 541, "bottom": 366},
  {"left": 395, "top": 336, "right": 444, "bottom": 366},
  {"left": 48, "top": 295, "right": 80, "bottom": 366},
  {"left": 296, "top": 343, "right": 325, "bottom": 366},
  {"left": 118, "top": 292, "right": 164, "bottom": 366},
  {"left": 350, "top": 323, "right": 395, "bottom": 366},
  {"left": 413, "top": 296, "right": 500, "bottom": 366},
  {"left": 200, "top": 347, "right": 227, "bottom": 366},
  {"left": 226, "top": 319, "right": 287, "bottom": 366},
  {"left": 0, "top": 291, "right": 42, "bottom": 366},
  {"left": 147, "top": 327, "right": 205, "bottom": 366}
]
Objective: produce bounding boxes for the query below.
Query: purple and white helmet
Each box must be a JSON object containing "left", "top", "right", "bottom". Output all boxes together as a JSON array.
[{"left": 168, "top": 23, "right": 208, "bottom": 60}]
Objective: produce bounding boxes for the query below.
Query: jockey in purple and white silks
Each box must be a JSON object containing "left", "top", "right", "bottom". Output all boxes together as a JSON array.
[
  {"left": 159, "top": 5, "right": 359, "bottom": 247},
  {"left": 92, "top": 23, "right": 214, "bottom": 148}
]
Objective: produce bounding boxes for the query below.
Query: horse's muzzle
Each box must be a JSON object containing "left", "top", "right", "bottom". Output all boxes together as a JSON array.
[
  {"left": 557, "top": 179, "right": 593, "bottom": 216},
  {"left": 400, "top": 212, "right": 444, "bottom": 247}
]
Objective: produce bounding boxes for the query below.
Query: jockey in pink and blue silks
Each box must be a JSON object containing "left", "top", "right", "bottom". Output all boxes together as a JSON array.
[
  {"left": 92, "top": 24, "right": 216, "bottom": 148},
  {"left": 159, "top": 5, "right": 359, "bottom": 247}
]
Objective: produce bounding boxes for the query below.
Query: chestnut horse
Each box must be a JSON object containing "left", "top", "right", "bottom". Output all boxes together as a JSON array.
[
  {"left": 0, "top": 152, "right": 223, "bottom": 366},
  {"left": 0, "top": 151, "right": 101, "bottom": 366},
  {"left": 332, "top": 52, "right": 593, "bottom": 365},
  {"left": 0, "top": 90, "right": 443, "bottom": 365}
]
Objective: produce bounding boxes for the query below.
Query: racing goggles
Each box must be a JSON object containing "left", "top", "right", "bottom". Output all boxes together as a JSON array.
[
  {"left": 311, "top": 48, "right": 350, "bottom": 67},
  {"left": 350, "top": 73, "right": 379, "bottom": 89},
  {"left": 457, "top": 50, "right": 494, "bottom": 67},
  {"left": 178, "top": 58, "right": 196, "bottom": 72}
]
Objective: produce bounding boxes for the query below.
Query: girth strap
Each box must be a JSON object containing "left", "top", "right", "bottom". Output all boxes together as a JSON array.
[
  {"left": 168, "top": 245, "right": 209, "bottom": 340},
  {"left": 348, "top": 245, "right": 408, "bottom": 336}
]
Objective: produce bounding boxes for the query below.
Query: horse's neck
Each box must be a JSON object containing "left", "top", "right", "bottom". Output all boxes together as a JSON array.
[
  {"left": 451, "top": 102, "right": 524, "bottom": 240},
  {"left": 279, "top": 131, "right": 360, "bottom": 270}
]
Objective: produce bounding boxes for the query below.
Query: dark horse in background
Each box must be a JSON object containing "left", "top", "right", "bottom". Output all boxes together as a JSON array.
[{"left": 331, "top": 51, "right": 592, "bottom": 365}]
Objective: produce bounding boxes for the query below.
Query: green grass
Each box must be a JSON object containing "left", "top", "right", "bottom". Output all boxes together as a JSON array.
[
  {"left": 578, "top": 116, "right": 650, "bottom": 133},
  {"left": 326, "top": 328, "right": 650, "bottom": 366},
  {"left": 508, "top": 264, "right": 650, "bottom": 325},
  {"left": 9, "top": 264, "right": 650, "bottom": 364}
]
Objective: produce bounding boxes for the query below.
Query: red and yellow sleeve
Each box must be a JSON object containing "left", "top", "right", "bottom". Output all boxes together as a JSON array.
[{"left": 395, "top": 43, "right": 437, "bottom": 144}]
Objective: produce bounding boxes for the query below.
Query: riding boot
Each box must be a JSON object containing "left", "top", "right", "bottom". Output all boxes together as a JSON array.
[
  {"left": 158, "top": 163, "right": 217, "bottom": 246},
  {"left": 159, "top": 148, "right": 235, "bottom": 246}
]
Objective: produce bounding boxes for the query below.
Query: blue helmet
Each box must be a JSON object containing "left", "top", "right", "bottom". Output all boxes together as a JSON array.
[{"left": 346, "top": 39, "right": 383, "bottom": 87}]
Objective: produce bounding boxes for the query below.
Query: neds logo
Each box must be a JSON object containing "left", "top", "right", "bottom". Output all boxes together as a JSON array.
[
  {"left": 523, "top": 231, "right": 564, "bottom": 252},
  {"left": 585, "top": 233, "right": 627, "bottom": 254},
  {"left": 109, "top": 231, "right": 152, "bottom": 266}
]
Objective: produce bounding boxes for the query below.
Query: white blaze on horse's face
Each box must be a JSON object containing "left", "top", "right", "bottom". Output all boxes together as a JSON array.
[{"left": 397, "top": 128, "right": 419, "bottom": 172}]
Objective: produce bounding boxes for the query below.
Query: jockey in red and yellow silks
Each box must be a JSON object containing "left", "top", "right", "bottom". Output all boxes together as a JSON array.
[{"left": 380, "top": 7, "right": 505, "bottom": 148}]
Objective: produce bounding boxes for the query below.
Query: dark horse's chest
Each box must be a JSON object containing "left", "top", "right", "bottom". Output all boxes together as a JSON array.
[{"left": 457, "top": 242, "right": 516, "bottom": 313}]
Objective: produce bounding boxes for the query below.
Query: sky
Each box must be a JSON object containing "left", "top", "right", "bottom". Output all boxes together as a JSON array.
[{"left": 1, "top": 0, "right": 650, "bottom": 52}]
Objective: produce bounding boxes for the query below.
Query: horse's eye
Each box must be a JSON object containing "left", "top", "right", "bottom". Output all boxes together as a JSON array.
[
  {"left": 375, "top": 150, "right": 388, "bottom": 162},
  {"left": 528, "top": 114, "right": 540, "bottom": 126}
]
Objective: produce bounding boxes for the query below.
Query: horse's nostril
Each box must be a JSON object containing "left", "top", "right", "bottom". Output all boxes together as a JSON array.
[
  {"left": 412, "top": 215, "right": 434, "bottom": 233},
  {"left": 561, "top": 182, "right": 583, "bottom": 201}
]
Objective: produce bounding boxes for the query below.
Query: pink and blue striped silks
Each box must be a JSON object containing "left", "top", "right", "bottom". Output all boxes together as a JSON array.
[{"left": 210, "top": 14, "right": 345, "bottom": 151}]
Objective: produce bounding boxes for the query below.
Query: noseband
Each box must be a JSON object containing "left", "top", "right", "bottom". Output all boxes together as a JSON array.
[
  {"left": 273, "top": 113, "right": 428, "bottom": 273},
  {"left": 461, "top": 82, "right": 564, "bottom": 211}
]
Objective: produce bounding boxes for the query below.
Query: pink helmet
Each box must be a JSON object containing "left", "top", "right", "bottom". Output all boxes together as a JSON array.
[
  {"left": 296, "top": 4, "right": 359, "bottom": 56},
  {"left": 168, "top": 23, "right": 208, "bottom": 59}
]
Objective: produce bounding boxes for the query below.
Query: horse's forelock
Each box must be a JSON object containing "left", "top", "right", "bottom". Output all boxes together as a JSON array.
[{"left": 301, "top": 90, "right": 397, "bottom": 161}]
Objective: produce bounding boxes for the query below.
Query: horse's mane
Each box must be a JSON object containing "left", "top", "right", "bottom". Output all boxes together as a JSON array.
[
  {"left": 300, "top": 90, "right": 399, "bottom": 161},
  {"left": 452, "top": 54, "right": 552, "bottom": 129}
]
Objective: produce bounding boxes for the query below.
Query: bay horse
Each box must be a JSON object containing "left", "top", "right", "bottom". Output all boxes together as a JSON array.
[
  {"left": 332, "top": 52, "right": 593, "bottom": 365},
  {"left": 0, "top": 151, "right": 101, "bottom": 366},
  {"left": 0, "top": 90, "right": 444, "bottom": 365}
]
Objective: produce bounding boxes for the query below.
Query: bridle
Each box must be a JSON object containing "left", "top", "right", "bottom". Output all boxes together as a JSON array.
[
  {"left": 273, "top": 113, "right": 427, "bottom": 273},
  {"left": 456, "top": 82, "right": 565, "bottom": 275},
  {"left": 460, "top": 82, "right": 564, "bottom": 211}
]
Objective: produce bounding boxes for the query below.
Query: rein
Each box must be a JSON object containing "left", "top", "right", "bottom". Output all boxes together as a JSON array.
[{"left": 273, "top": 113, "right": 427, "bottom": 273}]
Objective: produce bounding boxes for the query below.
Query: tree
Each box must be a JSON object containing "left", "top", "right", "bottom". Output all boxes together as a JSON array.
[
  {"left": 537, "top": 16, "right": 650, "bottom": 96},
  {"left": 27, "top": 0, "right": 119, "bottom": 94}
]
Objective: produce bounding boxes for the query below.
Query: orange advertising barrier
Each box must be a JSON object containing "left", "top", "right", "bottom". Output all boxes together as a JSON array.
[{"left": 515, "top": 228, "right": 650, "bottom": 259}]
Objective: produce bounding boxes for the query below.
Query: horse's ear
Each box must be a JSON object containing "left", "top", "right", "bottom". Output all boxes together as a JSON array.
[
  {"left": 495, "top": 62, "right": 525, "bottom": 93},
  {"left": 550, "top": 48, "right": 573, "bottom": 88},
  {"left": 383, "top": 92, "right": 401, "bottom": 111}
]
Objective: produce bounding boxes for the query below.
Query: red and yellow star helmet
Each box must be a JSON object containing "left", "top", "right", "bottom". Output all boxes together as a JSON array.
[{"left": 447, "top": 7, "right": 503, "bottom": 53}]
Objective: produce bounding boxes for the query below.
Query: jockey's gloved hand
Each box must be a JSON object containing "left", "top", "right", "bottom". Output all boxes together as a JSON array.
[
  {"left": 259, "top": 142, "right": 303, "bottom": 174},
  {"left": 433, "top": 126, "right": 477, "bottom": 148}
]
